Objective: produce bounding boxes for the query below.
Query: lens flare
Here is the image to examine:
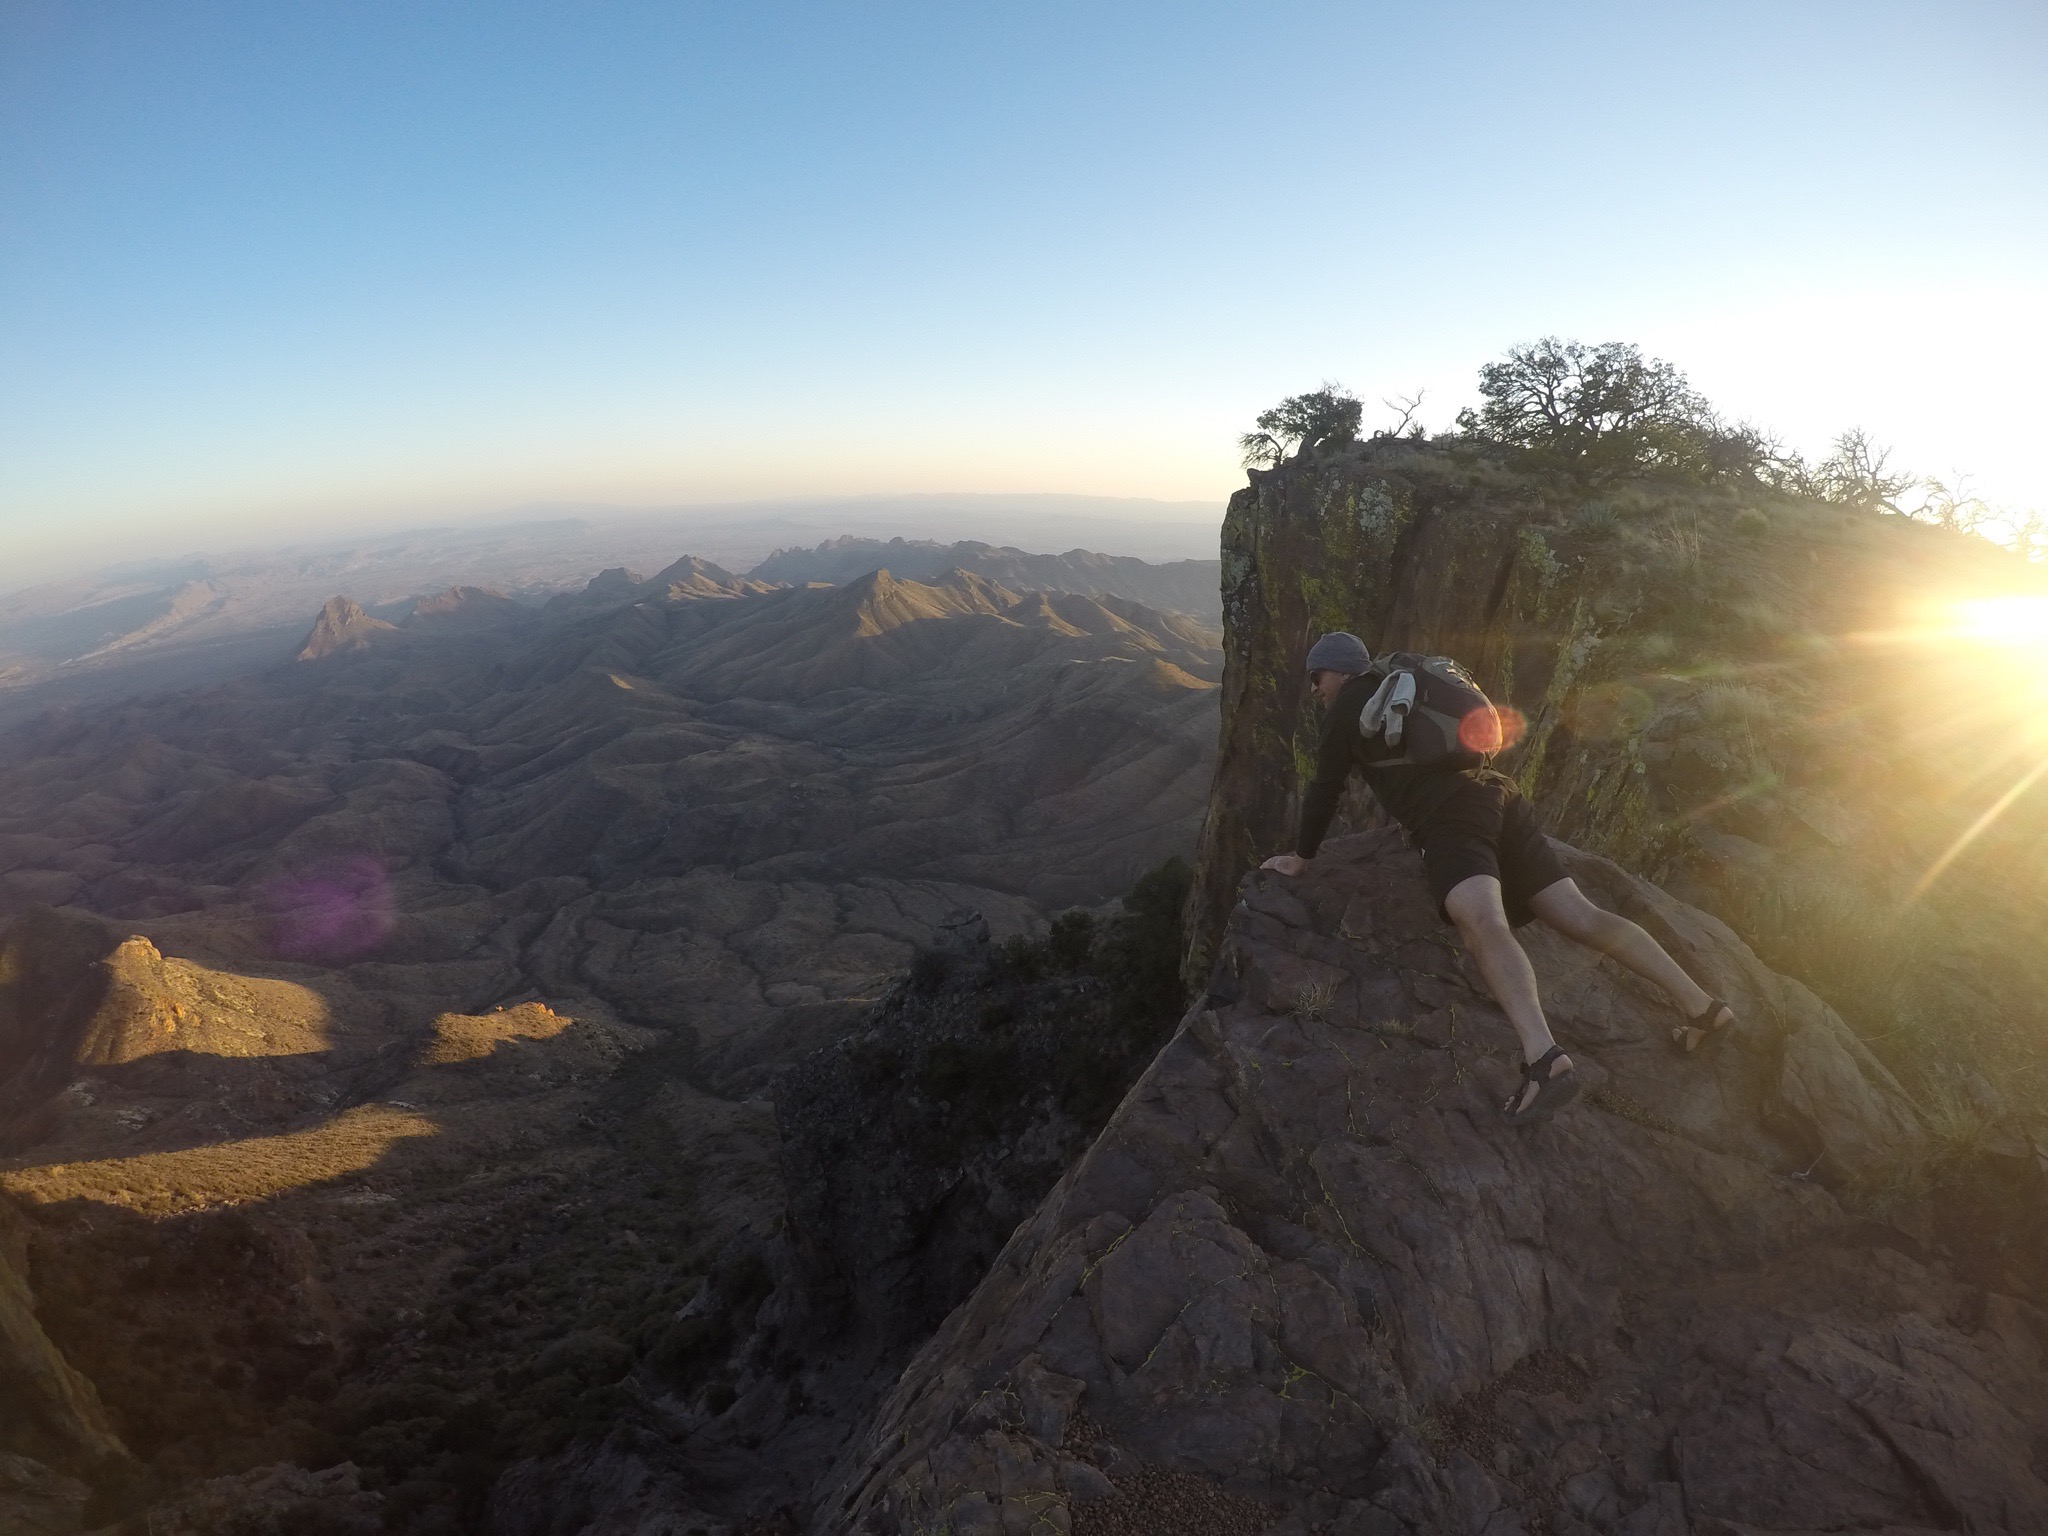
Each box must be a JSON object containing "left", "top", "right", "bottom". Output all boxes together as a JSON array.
[
  {"left": 1951, "top": 594, "right": 2048, "bottom": 648},
  {"left": 1460, "top": 705, "right": 1527, "bottom": 754},
  {"left": 260, "top": 855, "right": 394, "bottom": 963},
  {"left": 1891, "top": 589, "right": 2048, "bottom": 902},
  {"left": 1908, "top": 755, "right": 2048, "bottom": 902}
]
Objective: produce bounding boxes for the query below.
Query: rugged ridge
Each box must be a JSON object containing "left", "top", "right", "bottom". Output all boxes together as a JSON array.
[
  {"left": 293, "top": 596, "right": 397, "bottom": 661},
  {"left": 824, "top": 829, "right": 2048, "bottom": 1534},
  {"left": 751, "top": 537, "right": 1223, "bottom": 624},
  {"left": 542, "top": 555, "right": 780, "bottom": 616}
]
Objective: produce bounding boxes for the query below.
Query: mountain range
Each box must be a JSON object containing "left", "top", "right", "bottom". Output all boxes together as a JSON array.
[
  {"left": 750, "top": 538, "right": 1221, "bottom": 623},
  {"left": 0, "top": 529, "right": 1222, "bottom": 729}
]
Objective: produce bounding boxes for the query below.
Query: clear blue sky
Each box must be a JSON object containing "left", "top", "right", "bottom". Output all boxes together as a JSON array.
[{"left": 3, "top": 1, "right": 2043, "bottom": 574}]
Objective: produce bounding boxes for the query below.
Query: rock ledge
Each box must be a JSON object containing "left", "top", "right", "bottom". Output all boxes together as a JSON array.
[{"left": 824, "top": 830, "right": 2048, "bottom": 1535}]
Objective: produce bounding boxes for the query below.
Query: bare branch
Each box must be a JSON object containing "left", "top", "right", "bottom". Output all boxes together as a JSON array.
[{"left": 1381, "top": 390, "right": 1426, "bottom": 438}]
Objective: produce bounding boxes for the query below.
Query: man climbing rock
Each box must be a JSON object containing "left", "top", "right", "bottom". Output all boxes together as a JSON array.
[{"left": 1260, "top": 631, "right": 1737, "bottom": 1123}]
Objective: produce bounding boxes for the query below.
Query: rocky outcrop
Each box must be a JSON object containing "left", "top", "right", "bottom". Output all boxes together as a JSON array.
[
  {"left": 824, "top": 829, "right": 2048, "bottom": 1534},
  {"left": 1180, "top": 440, "right": 2048, "bottom": 1129},
  {"left": 0, "top": 1450, "right": 93, "bottom": 1536},
  {"left": 293, "top": 596, "right": 397, "bottom": 660},
  {"left": 1186, "top": 445, "right": 1559, "bottom": 983}
]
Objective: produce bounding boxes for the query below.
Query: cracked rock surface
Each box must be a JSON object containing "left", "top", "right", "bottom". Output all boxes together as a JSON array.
[{"left": 823, "top": 829, "right": 2048, "bottom": 1535}]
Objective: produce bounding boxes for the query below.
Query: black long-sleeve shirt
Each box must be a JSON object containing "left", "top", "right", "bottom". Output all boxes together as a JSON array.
[{"left": 1295, "top": 672, "right": 1489, "bottom": 857}]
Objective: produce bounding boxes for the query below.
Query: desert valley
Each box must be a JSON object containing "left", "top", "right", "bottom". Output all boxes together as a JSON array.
[{"left": 0, "top": 530, "right": 1226, "bottom": 1534}]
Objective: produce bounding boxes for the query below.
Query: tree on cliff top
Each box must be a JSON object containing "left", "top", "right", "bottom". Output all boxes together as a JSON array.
[
  {"left": 1239, "top": 384, "right": 1362, "bottom": 467},
  {"left": 1809, "top": 428, "right": 1919, "bottom": 514},
  {"left": 1456, "top": 337, "right": 1766, "bottom": 486}
]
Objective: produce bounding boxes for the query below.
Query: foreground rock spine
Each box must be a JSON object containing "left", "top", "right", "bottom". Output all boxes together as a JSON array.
[{"left": 822, "top": 830, "right": 2048, "bottom": 1535}]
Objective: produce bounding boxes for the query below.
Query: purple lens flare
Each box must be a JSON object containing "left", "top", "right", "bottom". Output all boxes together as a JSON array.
[{"left": 260, "top": 855, "right": 394, "bottom": 962}]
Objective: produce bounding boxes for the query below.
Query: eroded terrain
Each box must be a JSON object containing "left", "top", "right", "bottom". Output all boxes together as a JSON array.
[{"left": 0, "top": 560, "right": 1220, "bottom": 1532}]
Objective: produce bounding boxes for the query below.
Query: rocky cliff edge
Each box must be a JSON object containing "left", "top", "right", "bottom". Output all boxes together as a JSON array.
[{"left": 822, "top": 829, "right": 2048, "bottom": 1535}]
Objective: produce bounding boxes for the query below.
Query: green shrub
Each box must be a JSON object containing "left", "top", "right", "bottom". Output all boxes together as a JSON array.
[
  {"left": 1099, "top": 855, "right": 1193, "bottom": 1039},
  {"left": 1047, "top": 909, "right": 1095, "bottom": 970},
  {"left": 1573, "top": 501, "right": 1621, "bottom": 539},
  {"left": 992, "top": 933, "right": 1047, "bottom": 981}
]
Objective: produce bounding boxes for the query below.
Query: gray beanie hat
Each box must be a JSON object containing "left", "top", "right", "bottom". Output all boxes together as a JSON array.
[{"left": 1305, "top": 631, "right": 1371, "bottom": 676}]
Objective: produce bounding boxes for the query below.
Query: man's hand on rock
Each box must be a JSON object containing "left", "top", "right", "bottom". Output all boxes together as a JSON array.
[{"left": 1260, "top": 854, "right": 1310, "bottom": 877}]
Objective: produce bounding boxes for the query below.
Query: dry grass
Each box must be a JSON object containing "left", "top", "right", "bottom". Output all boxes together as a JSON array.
[
  {"left": 0, "top": 1105, "right": 437, "bottom": 1216},
  {"left": 1735, "top": 877, "right": 1938, "bottom": 1037},
  {"left": 1697, "top": 682, "right": 1777, "bottom": 730},
  {"left": 1847, "top": 1083, "right": 1997, "bottom": 1222},
  {"left": 1291, "top": 980, "right": 1337, "bottom": 1021},
  {"left": 1920, "top": 1078, "right": 1996, "bottom": 1164},
  {"left": 1586, "top": 1084, "right": 1683, "bottom": 1137},
  {"left": 1632, "top": 632, "right": 1678, "bottom": 668}
]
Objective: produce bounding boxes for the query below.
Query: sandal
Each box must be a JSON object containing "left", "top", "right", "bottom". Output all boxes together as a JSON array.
[
  {"left": 1670, "top": 995, "right": 1736, "bottom": 1055},
  {"left": 1502, "top": 1044, "right": 1580, "bottom": 1125}
]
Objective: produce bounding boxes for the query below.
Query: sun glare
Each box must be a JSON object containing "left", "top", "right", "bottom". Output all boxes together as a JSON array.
[
  {"left": 1892, "top": 589, "right": 2048, "bottom": 902},
  {"left": 1951, "top": 595, "right": 2048, "bottom": 649}
]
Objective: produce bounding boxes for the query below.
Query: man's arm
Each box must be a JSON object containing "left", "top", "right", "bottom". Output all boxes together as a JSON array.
[
  {"left": 1260, "top": 692, "right": 1356, "bottom": 875},
  {"left": 1296, "top": 776, "right": 1344, "bottom": 858}
]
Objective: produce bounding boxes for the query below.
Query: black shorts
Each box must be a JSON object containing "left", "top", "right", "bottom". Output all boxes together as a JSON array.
[{"left": 1412, "top": 775, "right": 1569, "bottom": 927}]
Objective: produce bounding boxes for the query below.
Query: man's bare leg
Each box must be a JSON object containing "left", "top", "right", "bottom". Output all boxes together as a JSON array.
[
  {"left": 1526, "top": 879, "right": 1729, "bottom": 1044},
  {"left": 1442, "top": 875, "right": 1572, "bottom": 1112}
]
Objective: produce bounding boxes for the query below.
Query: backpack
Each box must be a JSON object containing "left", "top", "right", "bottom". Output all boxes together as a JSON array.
[{"left": 1356, "top": 652, "right": 1503, "bottom": 769}]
